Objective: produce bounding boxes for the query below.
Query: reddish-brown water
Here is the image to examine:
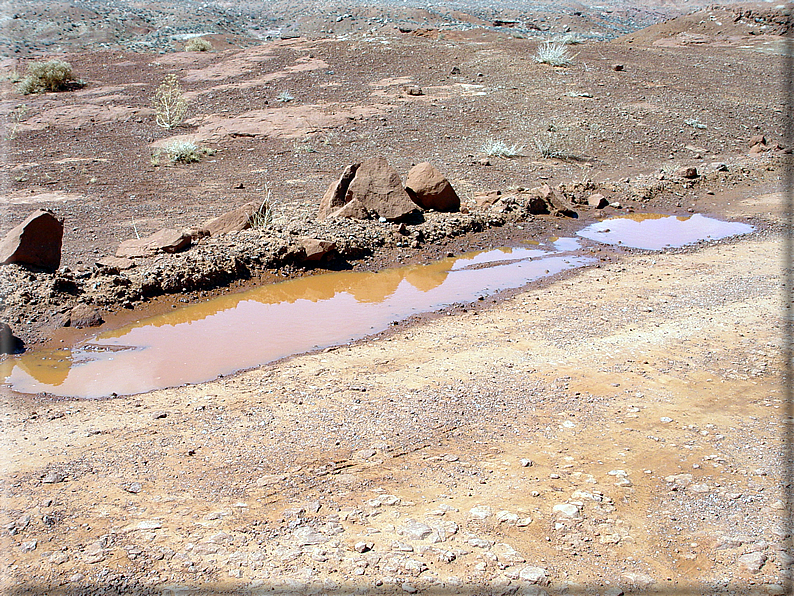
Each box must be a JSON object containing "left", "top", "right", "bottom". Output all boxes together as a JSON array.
[
  {"left": 577, "top": 213, "right": 754, "bottom": 250},
  {"left": 2, "top": 246, "right": 593, "bottom": 398}
]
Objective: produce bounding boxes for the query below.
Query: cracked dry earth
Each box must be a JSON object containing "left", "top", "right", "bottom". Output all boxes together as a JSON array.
[{"left": 1, "top": 221, "right": 787, "bottom": 595}]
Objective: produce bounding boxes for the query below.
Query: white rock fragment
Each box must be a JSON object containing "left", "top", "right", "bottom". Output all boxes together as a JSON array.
[
  {"left": 519, "top": 566, "right": 548, "bottom": 585},
  {"left": 552, "top": 503, "right": 580, "bottom": 518},
  {"left": 468, "top": 505, "right": 493, "bottom": 519}
]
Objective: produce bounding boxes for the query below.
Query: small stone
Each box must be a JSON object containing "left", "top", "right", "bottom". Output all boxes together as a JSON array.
[
  {"left": 496, "top": 511, "right": 520, "bottom": 524},
  {"left": 493, "top": 542, "right": 526, "bottom": 564},
  {"left": 401, "top": 582, "right": 418, "bottom": 593},
  {"left": 748, "top": 134, "right": 766, "bottom": 147},
  {"left": 738, "top": 551, "right": 767, "bottom": 573},
  {"left": 552, "top": 503, "right": 579, "bottom": 518},
  {"left": 587, "top": 193, "right": 609, "bottom": 209},
  {"left": 292, "top": 527, "right": 326, "bottom": 546},
  {"left": 19, "top": 539, "right": 37, "bottom": 553},
  {"left": 468, "top": 505, "right": 493, "bottom": 519},
  {"left": 151, "top": 411, "right": 168, "bottom": 420},
  {"left": 400, "top": 85, "right": 423, "bottom": 96},
  {"left": 676, "top": 166, "right": 699, "bottom": 179},
  {"left": 520, "top": 458, "right": 533, "bottom": 467},
  {"left": 516, "top": 517, "right": 533, "bottom": 527},
  {"left": 41, "top": 470, "right": 65, "bottom": 484},
  {"left": 612, "top": 64, "right": 624, "bottom": 71},
  {"left": 397, "top": 519, "right": 433, "bottom": 541},
  {"left": 354, "top": 541, "right": 372, "bottom": 553},
  {"left": 123, "top": 482, "right": 142, "bottom": 494},
  {"left": 519, "top": 566, "right": 548, "bottom": 585},
  {"left": 468, "top": 538, "right": 492, "bottom": 548}
]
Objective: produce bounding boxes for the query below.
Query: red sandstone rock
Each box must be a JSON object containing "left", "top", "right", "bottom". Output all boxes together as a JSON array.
[
  {"left": 0, "top": 209, "right": 64, "bottom": 272},
  {"left": 405, "top": 162, "right": 460, "bottom": 212}
]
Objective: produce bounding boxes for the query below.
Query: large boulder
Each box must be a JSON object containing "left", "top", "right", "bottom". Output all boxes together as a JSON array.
[
  {"left": 0, "top": 209, "right": 63, "bottom": 272},
  {"left": 405, "top": 162, "right": 460, "bottom": 212},
  {"left": 116, "top": 228, "right": 191, "bottom": 258},
  {"left": 203, "top": 202, "right": 258, "bottom": 236},
  {"left": 320, "top": 157, "right": 419, "bottom": 221}
]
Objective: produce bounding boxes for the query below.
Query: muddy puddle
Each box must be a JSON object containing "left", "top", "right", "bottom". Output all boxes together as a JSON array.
[
  {"left": 577, "top": 213, "right": 754, "bottom": 250},
  {"left": 1, "top": 214, "right": 754, "bottom": 399},
  {"left": 2, "top": 245, "right": 593, "bottom": 398}
]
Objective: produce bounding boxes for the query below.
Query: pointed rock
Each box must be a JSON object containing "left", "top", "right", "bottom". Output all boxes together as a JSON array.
[
  {"left": 203, "top": 202, "right": 258, "bottom": 236},
  {"left": 318, "top": 163, "right": 360, "bottom": 219}
]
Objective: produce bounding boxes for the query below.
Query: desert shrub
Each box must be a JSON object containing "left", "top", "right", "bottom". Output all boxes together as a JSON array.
[
  {"left": 250, "top": 188, "right": 275, "bottom": 229},
  {"left": 152, "top": 140, "right": 214, "bottom": 164},
  {"left": 481, "top": 139, "right": 523, "bottom": 158},
  {"left": 153, "top": 74, "right": 188, "bottom": 129},
  {"left": 276, "top": 91, "right": 294, "bottom": 103},
  {"left": 534, "top": 129, "right": 590, "bottom": 161},
  {"left": 16, "top": 60, "right": 78, "bottom": 94},
  {"left": 533, "top": 41, "right": 574, "bottom": 67},
  {"left": 185, "top": 38, "right": 213, "bottom": 52}
]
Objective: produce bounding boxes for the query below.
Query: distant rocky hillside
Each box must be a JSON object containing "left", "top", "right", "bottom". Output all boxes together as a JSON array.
[{"left": 2, "top": 0, "right": 720, "bottom": 56}]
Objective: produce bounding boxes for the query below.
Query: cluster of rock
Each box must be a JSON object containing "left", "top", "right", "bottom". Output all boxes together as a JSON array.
[
  {"left": 318, "top": 157, "right": 460, "bottom": 221},
  {"left": 748, "top": 135, "right": 785, "bottom": 155}
]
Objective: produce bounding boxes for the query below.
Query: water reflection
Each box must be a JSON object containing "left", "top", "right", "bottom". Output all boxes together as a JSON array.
[
  {"left": 577, "top": 213, "right": 753, "bottom": 250},
  {"left": 4, "top": 247, "right": 593, "bottom": 398}
]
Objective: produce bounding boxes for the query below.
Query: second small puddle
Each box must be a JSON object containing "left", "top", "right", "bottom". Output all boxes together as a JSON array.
[
  {"left": 2, "top": 214, "right": 755, "bottom": 399},
  {"left": 577, "top": 213, "right": 754, "bottom": 250}
]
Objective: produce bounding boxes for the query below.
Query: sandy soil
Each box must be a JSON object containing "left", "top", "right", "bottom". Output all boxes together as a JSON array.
[{"left": 0, "top": 2, "right": 790, "bottom": 594}]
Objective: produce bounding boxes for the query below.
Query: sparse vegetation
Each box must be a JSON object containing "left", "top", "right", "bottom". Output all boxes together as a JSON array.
[
  {"left": 534, "top": 125, "right": 590, "bottom": 160},
  {"left": 4, "top": 104, "right": 28, "bottom": 140},
  {"left": 276, "top": 91, "right": 295, "bottom": 103},
  {"left": 481, "top": 139, "right": 524, "bottom": 159},
  {"left": 152, "top": 140, "right": 215, "bottom": 164},
  {"left": 250, "top": 187, "right": 276, "bottom": 229},
  {"left": 153, "top": 74, "right": 188, "bottom": 129},
  {"left": 533, "top": 41, "right": 575, "bottom": 67},
  {"left": 553, "top": 32, "right": 586, "bottom": 45},
  {"left": 185, "top": 37, "right": 213, "bottom": 52},
  {"left": 16, "top": 60, "right": 81, "bottom": 95}
]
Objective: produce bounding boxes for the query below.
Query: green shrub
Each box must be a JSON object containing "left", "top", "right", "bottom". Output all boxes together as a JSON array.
[
  {"left": 16, "top": 60, "right": 79, "bottom": 94},
  {"left": 185, "top": 38, "right": 213, "bottom": 52}
]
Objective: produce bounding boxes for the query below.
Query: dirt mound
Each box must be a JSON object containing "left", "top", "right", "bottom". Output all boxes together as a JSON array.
[{"left": 616, "top": 3, "right": 792, "bottom": 46}]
